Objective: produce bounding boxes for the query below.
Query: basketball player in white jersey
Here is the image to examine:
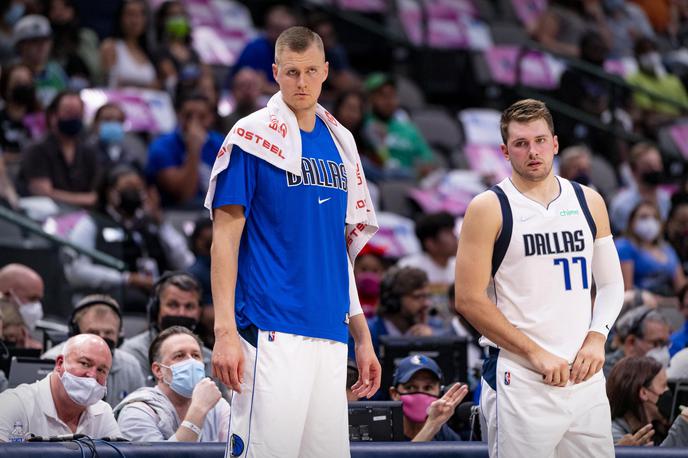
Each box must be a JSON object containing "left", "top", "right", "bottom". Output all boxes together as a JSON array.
[{"left": 455, "top": 99, "right": 625, "bottom": 457}]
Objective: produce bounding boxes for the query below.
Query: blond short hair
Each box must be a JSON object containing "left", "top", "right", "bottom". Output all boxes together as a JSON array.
[
  {"left": 274, "top": 26, "right": 324, "bottom": 64},
  {"left": 500, "top": 98, "right": 554, "bottom": 144},
  {"left": 629, "top": 142, "right": 659, "bottom": 170}
]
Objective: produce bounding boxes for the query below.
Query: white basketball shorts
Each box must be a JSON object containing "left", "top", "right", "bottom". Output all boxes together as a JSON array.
[
  {"left": 480, "top": 348, "right": 614, "bottom": 458},
  {"left": 226, "top": 326, "right": 350, "bottom": 458}
]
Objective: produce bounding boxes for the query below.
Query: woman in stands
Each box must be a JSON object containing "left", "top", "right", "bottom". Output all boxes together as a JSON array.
[
  {"left": 616, "top": 201, "right": 687, "bottom": 296},
  {"left": 607, "top": 355, "right": 688, "bottom": 446},
  {"left": 100, "top": 0, "right": 158, "bottom": 89}
]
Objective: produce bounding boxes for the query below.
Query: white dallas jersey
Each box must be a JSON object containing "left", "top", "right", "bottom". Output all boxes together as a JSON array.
[{"left": 483, "top": 177, "right": 596, "bottom": 363}]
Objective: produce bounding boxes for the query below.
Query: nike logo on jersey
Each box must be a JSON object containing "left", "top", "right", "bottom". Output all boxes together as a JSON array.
[
  {"left": 520, "top": 214, "right": 536, "bottom": 222},
  {"left": 318, "top": 197, "right": 331, "bottom": 204}
]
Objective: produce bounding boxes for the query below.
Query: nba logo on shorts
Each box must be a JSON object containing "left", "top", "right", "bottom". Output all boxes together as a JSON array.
[
  {"left": 268, "top": 331, "right": 276, "bottom": 342},
  {"left": 504, "top": 371, "right": 511, "bottom": 386}
]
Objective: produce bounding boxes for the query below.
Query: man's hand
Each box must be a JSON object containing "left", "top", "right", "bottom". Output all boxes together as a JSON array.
[
  {"left": 351, "top": 341, "right": 381, "bottom": 399},
  {"left": 616, "top": 424, "right": 654, "bottom": 446},
  {"left": 426, "top": 383, "right": 469, "bottom": 426},
  {"left": 527, "top": 346, "right": 570, "bottom": 387},
  {"left": 570, "top": 331, "right": 606, "bottom": 384},
  {"left": 211, "top": 331, "right": 244, "bottom": 392},
  {"left": 189, "top": 377, "right": 222, "bottom": 415},
  {"left": 184, "top": 119, "right": 206, "bottom": 155},
  {"left": 406, "top": 323, "right": 433, "bottom": 337}
]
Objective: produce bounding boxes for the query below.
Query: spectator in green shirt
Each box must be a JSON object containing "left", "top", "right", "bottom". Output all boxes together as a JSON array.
[{"left": 362, "top": 73, "right": 435, "bottom": 181}]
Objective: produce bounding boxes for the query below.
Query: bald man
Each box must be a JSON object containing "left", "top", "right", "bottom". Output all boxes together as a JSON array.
[
  {"left": 0, "top": 263, "right": 45, "bottom": 332},
  {"left": 0, "top": 334, "right": 121, "bottom": 441}
]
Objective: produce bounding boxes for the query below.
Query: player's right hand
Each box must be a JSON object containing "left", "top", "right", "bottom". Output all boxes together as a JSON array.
[
  {"left": 190, "top": 377, "right": 222, "bottom": 414},
  {"left": 616, "top": 424, "right": 654, "bottom": 446},
  {"left": 528, "top": 347, "right": 570, "bottom": 387},
  {"left": 212, "top": 332, "right": 244, "bottom": 393}
]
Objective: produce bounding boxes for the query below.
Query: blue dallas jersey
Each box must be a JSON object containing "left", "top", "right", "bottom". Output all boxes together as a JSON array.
[{"left": 213, "top": 117, "right": 350, "bottom": 343}]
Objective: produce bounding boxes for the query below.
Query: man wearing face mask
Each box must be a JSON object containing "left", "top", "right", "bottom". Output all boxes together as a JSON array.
[
  {"left": 85, "top": 103, "right": 147, "bottom": 170},
  {"left": 389, "top": 355, "right": 467, "bottom": 442},
  {"left": 20, "top": 90, "right": 101, "bottom": 208},
  {"left": 0, "top": 263, "right": 46, "bottom": 347},
  {"left": 627, "top": 37, "right": 688, "bottom": 136},
  {"left": 145, "top": 92, "right": 224, "bottom": 207},
  {"left": 610, "top": 142, "right": 671, "bottom": 233},
  {"left": 114, "top": 326, "right": 229, "bottom": 441},
  {"left": 64, "top": 165, "right": 193, "bottom": 312},
  {"left": 185, "top": 218, "right": 214, "bottom": 347},
  {"left": 41, "top": 295, "right": 145, "bottom": 407},
  {"left": 120, "top": 272, "right": 218, "bottom": 387},
  {"left": 604, "top": 306, "right": 672, "bottom": 376},
  {"left": 0, "top": 333, "right": 120, "bottom": 441}
]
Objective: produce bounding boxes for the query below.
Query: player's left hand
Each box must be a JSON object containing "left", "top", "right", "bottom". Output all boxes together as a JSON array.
[
  {"left": 352, "top": 342, "right": 381, "bottom": 399},
  {"left": 570, "top": 331, "right": 606, "bottom": 384}
]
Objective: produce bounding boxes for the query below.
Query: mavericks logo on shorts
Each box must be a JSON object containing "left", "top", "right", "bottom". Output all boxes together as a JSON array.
[
  {"left": 230, "top": 434, "right": 245, "bottom": 457},
  {"left": 504, "top": 370, "right": 511, "bottom": 386}
]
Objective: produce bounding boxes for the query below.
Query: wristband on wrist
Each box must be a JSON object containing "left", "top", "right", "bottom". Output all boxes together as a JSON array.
[{"left": 181, "top": 420, "right": 202, "bottom": 436}]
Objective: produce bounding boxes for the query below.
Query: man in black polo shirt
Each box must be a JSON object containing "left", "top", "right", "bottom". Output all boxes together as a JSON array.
[{"left": 20, "top": 90, "right": 101, "bottom": 208}]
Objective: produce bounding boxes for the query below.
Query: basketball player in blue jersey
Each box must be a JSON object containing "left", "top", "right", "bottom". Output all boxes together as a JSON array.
[
  {"left": 455, "top": 99, "right": 625, "bottom": 457},
  {"left": 208, "top": 27, "right": 380, "bottom": 458}
]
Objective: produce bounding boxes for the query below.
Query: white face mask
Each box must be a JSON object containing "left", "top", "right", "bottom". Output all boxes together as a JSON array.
[
  {"left": 633, "top": 217, "right": 661, "bottom": 242},
  {"left": 60, "top": 368, "right": 107, "bottom": 406},
  {"left": 19, "top": 301, "right": 43, "bottom": 331},
  {"left": 646, "top": 346, "right": 670, "bottom": 368}
]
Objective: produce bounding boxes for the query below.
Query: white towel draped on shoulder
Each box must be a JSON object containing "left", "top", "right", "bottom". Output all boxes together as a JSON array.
[{"left": 204, "top": 91, "right": 378, "bottom": 262}]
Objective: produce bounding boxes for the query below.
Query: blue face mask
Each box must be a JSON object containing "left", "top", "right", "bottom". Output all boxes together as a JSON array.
[
  {"left": 99, "top": 121, "right": 125, "bottom": 144},
  {"left": 161, "top": 358, "right": 206, "bottom": 398}
]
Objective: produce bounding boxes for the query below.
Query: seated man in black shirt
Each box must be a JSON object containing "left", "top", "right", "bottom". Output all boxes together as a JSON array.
[{"left": 19, "top": 90, "right": 101, "bottom": 208}]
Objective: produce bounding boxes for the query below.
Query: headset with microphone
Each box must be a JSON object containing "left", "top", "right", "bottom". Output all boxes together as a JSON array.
[
  {"left": 146, "top": 271, "right": 202, "bottom": 329},
  {"left": 67, "top": 294, "right": 124, "bottom": 347}
]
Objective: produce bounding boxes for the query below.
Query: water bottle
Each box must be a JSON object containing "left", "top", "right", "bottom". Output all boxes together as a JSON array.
[{"left": 9, "top": 420, "right": 24, "bottom": 443}]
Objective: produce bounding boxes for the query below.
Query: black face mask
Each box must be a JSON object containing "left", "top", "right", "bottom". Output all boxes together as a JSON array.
[
  {"left": 160, "top": 315, "right": 198, "bottom": 331},
  {"left": 118, "top": 188, "right": 143, "bottom": 216},
  {"left": 57, "top": 118, "right": 83, "bottom": 137},
  {"left": 641, "top": 170, "right": 664, "bottom": 186},
  {"left": 656, "top": 390, "right": 674, "bottom": 420},
  {"left": 103, "top": 337, "right": 117, "bottom": 355},
  {"left": 10, "top": 84, "right": 34, "bottom": 106}
]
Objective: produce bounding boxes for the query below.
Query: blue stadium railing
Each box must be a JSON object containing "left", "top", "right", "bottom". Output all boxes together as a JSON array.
[{"left": 1, "top": 442, "right": 687, "bottom": 457}]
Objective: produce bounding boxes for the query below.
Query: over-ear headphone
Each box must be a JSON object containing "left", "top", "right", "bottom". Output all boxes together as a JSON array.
[
  {"left": 379, "top": 267, "right": 403, "bottom": 314},
  {"left": 147, "top": 271, "right": 202, "bottom": 327},
  {"left": 68, "top": 294, "right": 124, "bottom": 344}
]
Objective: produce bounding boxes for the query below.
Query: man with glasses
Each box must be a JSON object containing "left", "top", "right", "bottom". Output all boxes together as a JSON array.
[
  {"left": 361, "top": 266, "right": 444, "bottom": 357},
  {"left": 604, "top": 306, "right": 671, "bottom": 376}
]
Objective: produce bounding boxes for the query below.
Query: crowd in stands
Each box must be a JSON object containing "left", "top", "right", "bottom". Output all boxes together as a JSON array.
[{"left": 2, "top": 0, "right": 688, "bottom": 449}]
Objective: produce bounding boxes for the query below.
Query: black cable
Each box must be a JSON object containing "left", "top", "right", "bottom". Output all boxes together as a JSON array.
[
  {"left": 70, "top": 438, "right": 86, "bottom": 458},
  {"left": 0, "top": 339, "right": 9, "bottom": 359},
  {"left": 95, "top": 439, "right": 126, "bottom": 458},
  {"left": 75, "top": 436, "right": 98, "bottom": 458}
]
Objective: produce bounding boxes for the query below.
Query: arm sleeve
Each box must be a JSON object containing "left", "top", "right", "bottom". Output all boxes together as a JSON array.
[
  {"left": 348, "top": 257, "right": 363, "bottom": 318},
  {"left": 589, "top": 235, "right": 625, "bottom": 337},
  {"left": 117, "top": 403, "right": 168, "bottom": 442},
  {"left": 63, "top": 216, "right": 127, "bottom": 288}
]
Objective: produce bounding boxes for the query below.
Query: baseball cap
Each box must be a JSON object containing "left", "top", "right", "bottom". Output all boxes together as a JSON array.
[
  {"left": 392, "top": 354, "right": 443, "bottom": 385},
  {"left": 364, "top": 72, "right": 395, "bottom": 93},
  {"left": 13, "top": 15, "right": 52, "bottom": 46}
]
